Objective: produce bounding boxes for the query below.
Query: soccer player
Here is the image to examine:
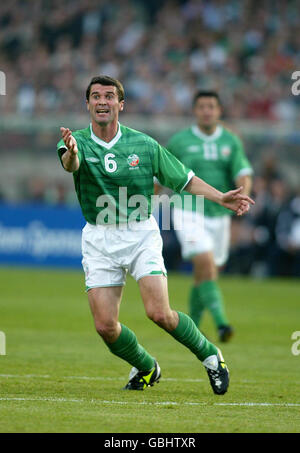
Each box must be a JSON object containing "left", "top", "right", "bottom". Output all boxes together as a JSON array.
[
  {"left": 57, "top": 76, "right": 254, "bottom": 394},
  {"left": 167, "top": 91, "right": 253, "bottom": 342}
]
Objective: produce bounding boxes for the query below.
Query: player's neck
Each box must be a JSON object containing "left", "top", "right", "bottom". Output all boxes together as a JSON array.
[
  {"left": 91, "top": 120, "right": 119, "bottom": 143},
  {"left": 197, "top": 124, "right": 218, "bottom": 136}
]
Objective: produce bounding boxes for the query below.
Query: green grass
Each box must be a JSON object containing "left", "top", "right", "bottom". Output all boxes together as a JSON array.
[{"left": 0, "top": 267, "right": 300, "bottom": 433}]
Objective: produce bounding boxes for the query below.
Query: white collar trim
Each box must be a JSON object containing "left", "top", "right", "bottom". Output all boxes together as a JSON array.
[
  {"left": 90, "top": 123, "right": 122, "bottom": 149},
  {"left": 191, "top": 124, "right": 223, "bottom": 141}
]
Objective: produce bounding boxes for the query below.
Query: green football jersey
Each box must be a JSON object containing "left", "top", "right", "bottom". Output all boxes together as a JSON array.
[
  {"left": 57, "top": 123, "right": 194, "bottom": 225},
  {"left": 167, "top": 124, "right": 253, "bottom": 217}
]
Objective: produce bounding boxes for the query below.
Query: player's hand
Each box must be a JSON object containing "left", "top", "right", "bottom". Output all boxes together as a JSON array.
[
  {"left": 60, "top": 127, "right": 78, "bottom": 155},
  {"left": 221, "top": 186, "right": 255, "bottom": 216}
]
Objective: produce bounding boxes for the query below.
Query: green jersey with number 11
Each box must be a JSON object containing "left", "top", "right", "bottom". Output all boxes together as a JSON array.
[
  {"left": 57, "top": 123, "right": 194, "bottom": 225},
  {"left": 167, "top": 124, "right": 253, "bottom": 217}
]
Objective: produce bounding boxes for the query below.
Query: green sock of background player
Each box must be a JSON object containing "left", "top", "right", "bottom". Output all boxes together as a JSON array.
[
  {"left": 106, "top": 314, "right": 218, "bottom": 371},
  {"left": 189, "top": 285, "right": 205, "bottom": 327},
  {"left": 191, "top": 280, "right": 229, "bottom": 328}
]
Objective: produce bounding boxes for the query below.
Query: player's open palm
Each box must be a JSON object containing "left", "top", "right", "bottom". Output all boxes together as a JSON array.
[
  {"left": 221, "top": 187, "right": 255, "bottom": 216},
  {"left": 60, "top": 127, "right": 78, "bottom": 155}
]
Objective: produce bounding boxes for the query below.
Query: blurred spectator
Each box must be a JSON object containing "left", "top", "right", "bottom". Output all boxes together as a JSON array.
[
  {"left": 272, "top": 189, "right": 300, "bottom": 277},
  {"left": 251, "top": 178, "right": 289, "bottom": 276},
  {"left": 26, "top": 178, "right": 47, "bottom": 203},
  {"left": 225, "top": 160, "right": 293, "bottom": 277},
  {"left": 260, "top": 154, "right": 283, "bottom": 186}
]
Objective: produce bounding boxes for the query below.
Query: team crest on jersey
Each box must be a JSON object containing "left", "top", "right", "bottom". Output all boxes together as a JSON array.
[
  {"left": 221, "top": 146, "right": 231, "bottom": 157},
  {"left": 127, "top": 154, "right": 140, "bottom": 169}
]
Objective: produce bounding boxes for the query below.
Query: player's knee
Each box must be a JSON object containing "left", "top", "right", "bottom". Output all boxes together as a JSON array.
[
  {"left": 94, "top": 320, "right": 118, "bottom": 342},
  {"left": 196, "top": 269, "right": 216, "bottom": 284},
  {"left": 146, "top": 309, "right": 173, "bottom": 330},
  {"left": 194, "top": 257, "right": 217, "bottom": 283}
]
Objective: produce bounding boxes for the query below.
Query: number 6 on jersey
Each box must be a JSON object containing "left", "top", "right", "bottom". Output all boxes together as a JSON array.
[{"left": 104, "top": 153, "right": 117, "bottom": 173}]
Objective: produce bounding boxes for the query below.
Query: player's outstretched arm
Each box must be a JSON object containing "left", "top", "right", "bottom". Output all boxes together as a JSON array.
[
  {"left": 236, "top": 174, "right": 252, "bottom": 196},
  {"left": 185, "top": 176, "right": 255, "bottom": 216},
  {"left": 60, "top": 127, "right": 80, "bottom": 173},
  {"left": 220, "top": 186, "right": 255, "bottom": 216}
]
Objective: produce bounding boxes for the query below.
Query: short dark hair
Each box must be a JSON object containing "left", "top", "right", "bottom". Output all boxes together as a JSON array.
[
  {"left": 193, "top": 90, "right": 221, "bottom": 106},
  {"left": 86, "top": 75, "right": 125, "bottom": 102}
]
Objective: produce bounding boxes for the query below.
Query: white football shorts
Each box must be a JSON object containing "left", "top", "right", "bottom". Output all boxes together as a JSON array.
[
  {"left": 81, "top": 215, "right": 167, "bottom": 290},
  {"left": 172, "top": 208, "right": 231, "bottom": 266}
]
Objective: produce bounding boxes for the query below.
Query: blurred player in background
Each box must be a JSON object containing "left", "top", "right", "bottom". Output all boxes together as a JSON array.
[
  {"left": 57, "top": 76, "right": 254, "bottom": 395},
  {"left": 167, "top": 91, "right": 253, "bottom": 342}
]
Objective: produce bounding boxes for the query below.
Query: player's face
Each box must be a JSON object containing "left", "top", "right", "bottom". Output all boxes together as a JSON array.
[
  {"left": 193, "top": 97, "right": 221, "bottom": 128},
  {"left": 87, "top": 84, "right": 124, "bottom": 126}
]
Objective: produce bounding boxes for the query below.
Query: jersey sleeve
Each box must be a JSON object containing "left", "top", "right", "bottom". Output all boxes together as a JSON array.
[
  {"left": 229, "top": 135, "right": 253, "bottom": 181},
  {"left": 152, "top": 142, "right": 194, "bottom": 193},
  {"left": 57, "top": 136, "right": 82, "bottom": 169}
]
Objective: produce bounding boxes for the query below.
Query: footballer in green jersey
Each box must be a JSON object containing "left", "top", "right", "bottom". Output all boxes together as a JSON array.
[
  {"left": 167, "top": 91, "right": 253, "bottom": 342},
  {"left": 58, "top": 76, "right": 254, "bottom": 394},
  {"left": 57, "top": 123, "right": 194, "bottom": 226}
]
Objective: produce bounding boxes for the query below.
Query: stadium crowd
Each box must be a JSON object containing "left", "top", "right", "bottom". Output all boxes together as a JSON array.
[{"left": 0, "top": 0, "right": 299, "bottom": 119}]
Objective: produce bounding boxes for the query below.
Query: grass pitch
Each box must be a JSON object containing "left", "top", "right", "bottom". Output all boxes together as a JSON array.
[{"left": 0, "top": 267, "right": 300, "bottom": 433}]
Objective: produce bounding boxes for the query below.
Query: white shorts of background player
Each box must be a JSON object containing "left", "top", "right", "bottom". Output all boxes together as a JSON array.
[{"left": 172, "top": 208, "right": 231, "bottom": 267}]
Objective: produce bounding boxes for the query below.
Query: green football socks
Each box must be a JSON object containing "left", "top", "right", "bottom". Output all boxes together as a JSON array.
[
  {"left": 169, "top": 311, "right": 218, "bottom": 361},
  {"left": 105, "top": 312, "right": 219, "bottom": 371},
  {"left": 105, "top": 324, "right": 155, "bottom": 372},
  {"left": 189, "top": 285, "right": 205, "bottom": 327},
  {"left": 190, "top": 280, "right": 229, "bottom": 328}
]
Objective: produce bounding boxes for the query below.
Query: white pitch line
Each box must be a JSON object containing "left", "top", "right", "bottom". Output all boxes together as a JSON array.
[
  {"left": 0, "top": 374, "right": 261, "bottom": 384},
  {"left": 0, "top": 397, "right": 299, "bottom": 408},
  {"left": 0, "top": 373, "right": 205, "bottom": 383},
  {"left": 216, "top": 402, "right": 300, "bottom": 407},
  {"left": 0, "top": 374, "right": 52, "bottom": 379},
  {"left": 1, "top": 374, "right": 288, "bottom": 386}
]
